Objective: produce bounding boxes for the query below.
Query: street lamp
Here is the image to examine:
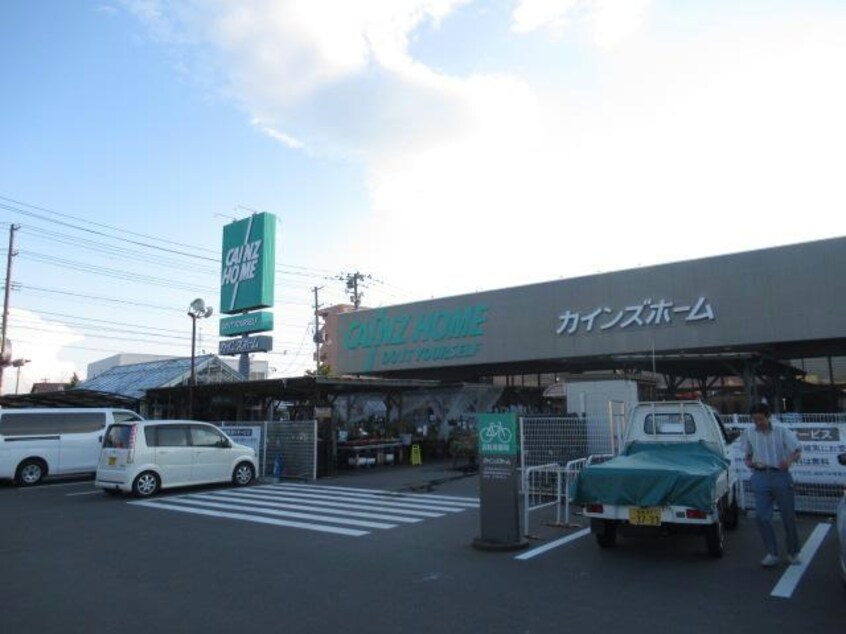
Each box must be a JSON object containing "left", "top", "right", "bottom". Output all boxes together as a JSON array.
[
  {"left": 188, "top": 298, "right": 213, "bottom": 418},
  {"left": 12, "top": 358, "right": 30, "bottom": 395}
]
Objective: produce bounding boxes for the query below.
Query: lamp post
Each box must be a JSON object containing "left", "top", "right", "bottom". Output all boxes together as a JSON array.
[
  {"left": 12, "top": 358, "right": 29, "bottom": 394},
  {"left": 187, "top": 298, "right": 213, "bottom": 418}
]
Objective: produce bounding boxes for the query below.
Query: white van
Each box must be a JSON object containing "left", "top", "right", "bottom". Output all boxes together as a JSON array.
[
  {"left": 0, "top": 408, "right": 144, "bottom": 486},
  {"left": 95, "top": 420, "right": 257, "bottom": 497}
]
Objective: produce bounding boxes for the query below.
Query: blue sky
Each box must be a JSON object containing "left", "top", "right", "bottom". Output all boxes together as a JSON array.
[{"left": 1, "top": 0, "right": 845, "bottom": 393}]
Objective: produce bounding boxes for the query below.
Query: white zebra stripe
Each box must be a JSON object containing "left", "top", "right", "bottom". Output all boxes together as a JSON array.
[
  {"left": 251, "top": 485, "right": 470, "bottom": 512},
  {"left": 206, "top": 488, "right": 445, "bottom": 517},
  {"left": 268, "top": 483, "right": 480, "bottom": 506},
  {"left": 130, "top": 483, "right": 476, "bottom": 538},
  {"left": 130, "top": 501, "right": 369, "bottom": 537},
  {"left": 140, "top": 497, "right": 398, "bottom": 530},
  {"left": 194, "top": 491, "right": 423, "bottom": 523}
]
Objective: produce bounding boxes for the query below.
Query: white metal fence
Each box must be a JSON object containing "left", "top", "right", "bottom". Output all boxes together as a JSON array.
[
  {"left": 720, "top": 414, "right": 846, "bottom": 515},
  {"left": 217, "top": 420, "right": 318, "bottom": 481},
  {"left": 522, "top": 463, "right": 565, "bottom": 536},
  {"left": 519, "top": 416, "right": 618, "bottom": 536},
  {"left": 519, "top": 416, "right": 617, "bottom": 476}
]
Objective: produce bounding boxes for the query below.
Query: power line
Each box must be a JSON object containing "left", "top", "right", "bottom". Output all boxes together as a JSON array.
[
  {"left": 18, "top": 252, "right": 217, "bottom": 294},
  {"left": 18, "top": 284, "right": 184, "bottom": 311},
  {"left": 14, "top": 308, "right": 307, "bottom": 332},
  {"left": 1, "top": 196, "right": 340, "bottom": 279},
  {"left": 4, "top": 196, "right": 412, "bottom": 309},
  {"left": 14, "top": 283, "right": 314, "bottom": 310},
  {"left": 9, "top": 319, "right": 305, "bottom": 350},
  {"left": 0, "top": 196, "right": 219, "bottom": 256},
  {"left": 21, "top": 225, "right": 217, "bottom": 275},
  {"left": 0, "top": 201, "right": 217, "bottom": 262}
]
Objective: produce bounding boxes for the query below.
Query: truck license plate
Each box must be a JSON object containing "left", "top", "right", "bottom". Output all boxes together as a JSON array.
[{"left": 629, "top": 507, "right": 662, "bottom": 526}]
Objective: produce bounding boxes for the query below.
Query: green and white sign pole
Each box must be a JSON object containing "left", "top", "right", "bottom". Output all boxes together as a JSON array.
[
  {"left": 472, "top": 413, "right": 528, "bottom": 551},
  {"left": 220, "top": 212, "right": 276, "bottom": 378}
]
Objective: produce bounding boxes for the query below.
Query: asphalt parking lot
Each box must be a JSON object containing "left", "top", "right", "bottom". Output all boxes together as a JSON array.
[{"left": 1, "top": 467, "right": 843, "bottom": 634}]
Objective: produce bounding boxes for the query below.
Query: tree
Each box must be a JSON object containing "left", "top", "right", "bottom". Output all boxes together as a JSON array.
[
  {"left": 305, "top": 363, "right": 332, "bottom": 377},
  {"left": 68, "top": 372, "right": 81, "bottom": 388}
]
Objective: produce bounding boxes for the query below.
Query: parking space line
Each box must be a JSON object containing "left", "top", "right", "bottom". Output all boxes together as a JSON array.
[
  {"left": 66, "top": 490, "right": 101, "bottom": 497},
  {"left": 770, "top": 523, "right": 830, "bottom": 599},
  {"left": 515, "top": 528, "right": 591, "bottom": 560}
]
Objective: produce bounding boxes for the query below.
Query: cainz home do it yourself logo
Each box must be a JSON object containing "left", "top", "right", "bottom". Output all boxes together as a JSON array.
[
  {"left": 220, "top": 213, "right": 276, "bottom": 314},
  {"left": 342, "top": 304, "right": 488, "bottom": 370}
]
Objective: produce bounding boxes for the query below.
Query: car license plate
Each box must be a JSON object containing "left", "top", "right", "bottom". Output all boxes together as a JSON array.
[
  {"left": 108, "top": 456, "right": 116, "bottom": 466},
  {"left": 629, "top": 507, "right": 662, "bottom": 526}
]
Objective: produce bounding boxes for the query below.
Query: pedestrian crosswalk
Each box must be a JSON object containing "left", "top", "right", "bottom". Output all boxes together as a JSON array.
[{"left": 129, "top": 483, "right": 479, "bottom": 537}]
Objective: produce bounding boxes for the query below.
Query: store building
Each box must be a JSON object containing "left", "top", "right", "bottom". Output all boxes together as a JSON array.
[{"left": 333, "top": 237, "right": 846, "bottom": 412}]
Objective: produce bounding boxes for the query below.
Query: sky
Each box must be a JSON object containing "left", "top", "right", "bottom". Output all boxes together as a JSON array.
[{"left": 1, "top": 0, "right": 845, "bottom": 394}]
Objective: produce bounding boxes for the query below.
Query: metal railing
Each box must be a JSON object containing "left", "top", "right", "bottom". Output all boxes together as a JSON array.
[{"left": 522, "top": 457, "right": 606, "bottom": 538}]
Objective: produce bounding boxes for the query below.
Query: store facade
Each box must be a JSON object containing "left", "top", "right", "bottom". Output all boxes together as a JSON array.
[{"left": 334, "top": 237, "right": 846, "bottom": 411}]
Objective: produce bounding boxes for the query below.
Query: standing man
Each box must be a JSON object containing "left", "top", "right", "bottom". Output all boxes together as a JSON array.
[{"left": 741, "top": 403, "right": 803, "bottom": 567}]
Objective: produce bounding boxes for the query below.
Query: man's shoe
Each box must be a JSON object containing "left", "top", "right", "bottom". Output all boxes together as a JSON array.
[
  {"left": 787, "top": 553, "right": 802, "bottom": 565},
  {"left": 761, "top": 553, "right": 780, "bottom": 567}
]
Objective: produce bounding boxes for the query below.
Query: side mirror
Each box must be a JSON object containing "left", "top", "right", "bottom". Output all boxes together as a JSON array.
[
  {"left": 218, "top": 439, "right": 231, "bottom": 449},
  {"left": 837, "top": 452, "right": 846, "bottom": 467}
]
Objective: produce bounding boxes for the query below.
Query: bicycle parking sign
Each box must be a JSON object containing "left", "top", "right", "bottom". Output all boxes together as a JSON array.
[
  {"left": 473, "top": 413, "right": 526, "bottom": 551},
  {"left": 478, "top": 414, "right": 517, "bottom": 456}
]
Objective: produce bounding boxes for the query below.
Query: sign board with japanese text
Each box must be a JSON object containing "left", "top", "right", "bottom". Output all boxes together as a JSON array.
[
  {"left": 726, "top": 416, "right": 846, "bottom": 513},
  {"left": 219, "top": 335, "right": 273, "bottom": 356},
  {"left": 334, "top": 237, "right": 846, "bottom": 375},
  {"left": 474, "top": 413, "right": 525, "bottom": 550},
  {"left": 220, "top": 213, "right": 276, "bottom": 315},
  {"left": 219, "top": 425, "right": 262, "bottom": 457},
  {"left": 478, "top": 414, "right": 518, "bottom": 456},
  {"left": 219, "top": 311, "right": 274, "bottom": 337}
]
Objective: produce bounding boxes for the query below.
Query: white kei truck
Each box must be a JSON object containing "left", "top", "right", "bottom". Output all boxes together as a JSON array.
[{"left": 573, "top": 401, "right": 740, "bottom": 557}]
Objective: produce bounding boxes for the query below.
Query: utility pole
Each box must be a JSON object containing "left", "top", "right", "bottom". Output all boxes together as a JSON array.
[
  {"left": 0, "top": 224, "right": 20, "bottom": 394},
  {"left": 312, "top": 286, "right": 323, "bottom": 374},
  {"left": 338, "top": 271, "right": 371, "bottom": 309}
]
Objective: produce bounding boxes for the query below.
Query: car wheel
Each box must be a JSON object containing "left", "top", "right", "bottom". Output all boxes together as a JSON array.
[
  {"left": 593, "top": 519, "right": 618, "bottom": 548},
  {"left": 15, "top": 459, "right": 46, "bottom": 487},
  {"left": 232, "top": 462, "right": 255, "bottom": 487},
  {"left": 705, "top": 521, "right": 725, "bottom": 558},
  {"left": 132, "top": 471, "right": 160, "bottom": 497}
]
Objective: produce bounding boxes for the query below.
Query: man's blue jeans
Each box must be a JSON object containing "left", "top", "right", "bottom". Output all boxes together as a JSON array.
[{"left": 750, "top": 470, "right": 800, "bottom": 556}]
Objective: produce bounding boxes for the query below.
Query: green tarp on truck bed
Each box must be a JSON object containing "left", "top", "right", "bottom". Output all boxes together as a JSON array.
[{"left": 573, "top": 442, "right": 730, "bottom": 511}]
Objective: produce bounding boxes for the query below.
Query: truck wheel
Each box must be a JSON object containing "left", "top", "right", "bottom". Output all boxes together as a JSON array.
[
  {"left": 723, "top": 496, "right": 740, "bottom": 530},
  {"left": 705, "top": 521, "right": 725, "bottom": 557},
  {"left": 593, "top": 519, "right": 618, "bottom": 548}
]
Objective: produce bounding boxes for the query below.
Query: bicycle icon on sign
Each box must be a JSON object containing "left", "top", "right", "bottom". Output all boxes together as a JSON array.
[{"left": 479, "top": 421, "right": 513, "bottom": 444}]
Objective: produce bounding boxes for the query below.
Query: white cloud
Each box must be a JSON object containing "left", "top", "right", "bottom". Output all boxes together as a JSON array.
[
  {"left": 3, "top": 309, "right": 84, "bottom": 395},
  {"left": 512, "top": 0, "right": 651, "bottom": 48},
  {"left": 127, "top": 2, "right": 846, "bottom": 300},
  {"left": 250, "top": 119, "right": 305, "bottom": 150}
]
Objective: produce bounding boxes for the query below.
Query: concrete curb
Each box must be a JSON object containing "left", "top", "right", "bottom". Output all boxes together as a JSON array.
[{"left": 397, "top": 468, "right": 478, "bottom": 493}]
